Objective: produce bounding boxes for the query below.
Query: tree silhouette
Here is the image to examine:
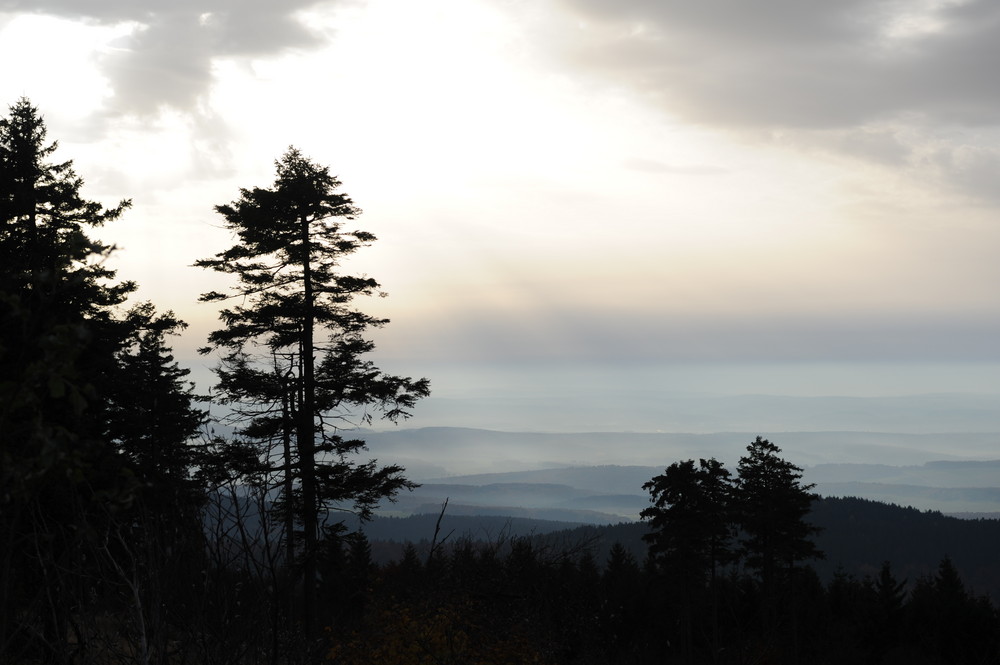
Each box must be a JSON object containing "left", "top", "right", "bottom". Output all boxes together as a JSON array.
[
  {"left": 641, "top": 457, "right": 733, "bottom": 660},
  {"left": 107, "top": 303, "right": 206, "bottom": 496},
  {"left": 734, "top": 437, "right": 822, "bottom": 659},
  {"left": 0, "top": 98, "right": 143, "bottom": 664},
  {"left": 735, "top": 437, "right": 822, "bottom": 586},
  {"left": 0, "top": 98, "right": 135, "bottom": 488},
  {"left": 0, "top": 98, "right": 222, "bottom": 665},
  {"left": 641, "top": 457, "right": 734, "bottom": 586},
  {"left": 196, "top": 147, "right": 429, "bottom": 636},
  {"left": 105, "top": 302, "right": 208, "bottom": 631},
  {"left": 862, "top": 561, "right": 907, "bottom": 660}
]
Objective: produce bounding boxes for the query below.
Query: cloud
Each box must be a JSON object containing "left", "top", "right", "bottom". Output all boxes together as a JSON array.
[
  {"left": 4, "top": 0, "right": 329, "bottom": 116},
  {"left": 925, "top": 140, "right": 1000, "bottom": 202},
  {"left": 551, "top": 0, "right": 1000, "bottom": 202},
  {"left": 827, "top": 127, "right": 914, "bottom": 167},
  {"left": 557, "top": 0, "right": 1000, "bottom": 129}
]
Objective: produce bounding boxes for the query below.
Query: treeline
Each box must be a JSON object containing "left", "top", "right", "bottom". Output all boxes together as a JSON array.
[
  {"left": 330, "top": 443, "right": 1000, "bottom": 663},
  {"left": 362, "top": 496, "right": 1000, "bottom": 595},
  {"left": 328, "top": 530, "right": 1000, "bottom": 665},
  {"left": 1, "top": 98, "right": 427, "bottom": 664}
]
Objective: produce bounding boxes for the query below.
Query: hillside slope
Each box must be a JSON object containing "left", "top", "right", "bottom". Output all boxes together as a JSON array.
[{"left": 363, "top": 496, "right": 1000, "bottom": 599}]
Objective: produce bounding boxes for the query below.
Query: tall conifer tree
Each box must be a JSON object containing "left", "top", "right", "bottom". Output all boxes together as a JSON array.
[
  {"left": 196, "top": 147, "right": 429, "bottom": 635},
  {"left": 735, "top": 436, "right": 822, "bottom": 585},
  {"left": 1, "top": 99, "right": 208, "bottom": 663},
  {"left": 0, "top": 98, "right": 135, "bottom": 662},
  {"left": 641, "top": 457, "right": 734, "bottom": 585},
  {"left": 106, "top": 302, "right": 207, "bottom": 517},
  {"left": 0, "top": 96, "right": 135, "bottom": 528}
]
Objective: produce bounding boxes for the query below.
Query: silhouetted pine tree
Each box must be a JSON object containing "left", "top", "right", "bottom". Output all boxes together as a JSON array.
[
  {"left": 196, "top": 147, "right": 429, "bottom": 636},
  {"left": 108, "top": 303, "right": 205, "bottom": 506},
  {"left": 642, "top": 458, "right": 734, "bottom": 583},
  {"left": 641, "top": 457, "right": 734, "bottom": 661},
  {"left": 0, "top": 98, "right": 139, "bottom": 664},
  {"left": 0, "top": 98, "right": 204, "bottom": 665},
  {"left": 735, "top": 437, "right": 822, "bottom": 585},
  {"left": 905, "top": 557, "right": 1000, "bottom": 664},
  {"left": 734, "top": 437, "right": 823, "bottom": 661}
]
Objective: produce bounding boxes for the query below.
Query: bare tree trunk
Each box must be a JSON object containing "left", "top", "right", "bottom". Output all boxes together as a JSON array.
[
  {"left": 282, "top": 378, "right": 295, "bottom": 571},
  {"left": 298, "top": 213, "right": 318, "bottom": 638}
]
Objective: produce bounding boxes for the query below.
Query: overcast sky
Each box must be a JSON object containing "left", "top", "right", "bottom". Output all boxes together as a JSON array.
[{"left": 2, "top": 0, "right": 999, "bottom": 432}]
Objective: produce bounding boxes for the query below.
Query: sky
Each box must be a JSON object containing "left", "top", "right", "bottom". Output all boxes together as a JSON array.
[{"left": 2, "top": 0, "right": 999, "bottom": 436}]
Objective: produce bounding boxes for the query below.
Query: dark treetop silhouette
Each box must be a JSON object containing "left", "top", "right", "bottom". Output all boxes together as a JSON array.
[
  {"left": 1, "top": 98, "right": 206, "bottom": 665},
  {"left": 196, "top": 147, "right": 429, "bottom": 636}
]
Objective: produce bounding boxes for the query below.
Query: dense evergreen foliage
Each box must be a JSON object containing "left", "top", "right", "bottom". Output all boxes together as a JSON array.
[
  {"left": 331, "top": 526, "right": 999, "bottom": 664},
  {"left": 0, "top": 98, "right": 204, "bottom": 665}
]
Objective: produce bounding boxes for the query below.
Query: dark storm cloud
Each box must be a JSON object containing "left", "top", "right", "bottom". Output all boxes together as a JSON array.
[{"left": 2, "top": 0, "right": 328, "bottom": 115}]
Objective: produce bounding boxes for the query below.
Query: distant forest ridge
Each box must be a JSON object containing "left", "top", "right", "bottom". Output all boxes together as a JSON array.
[{"left": 358, "top": 496, "right": 1000, "bottom": 600}]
